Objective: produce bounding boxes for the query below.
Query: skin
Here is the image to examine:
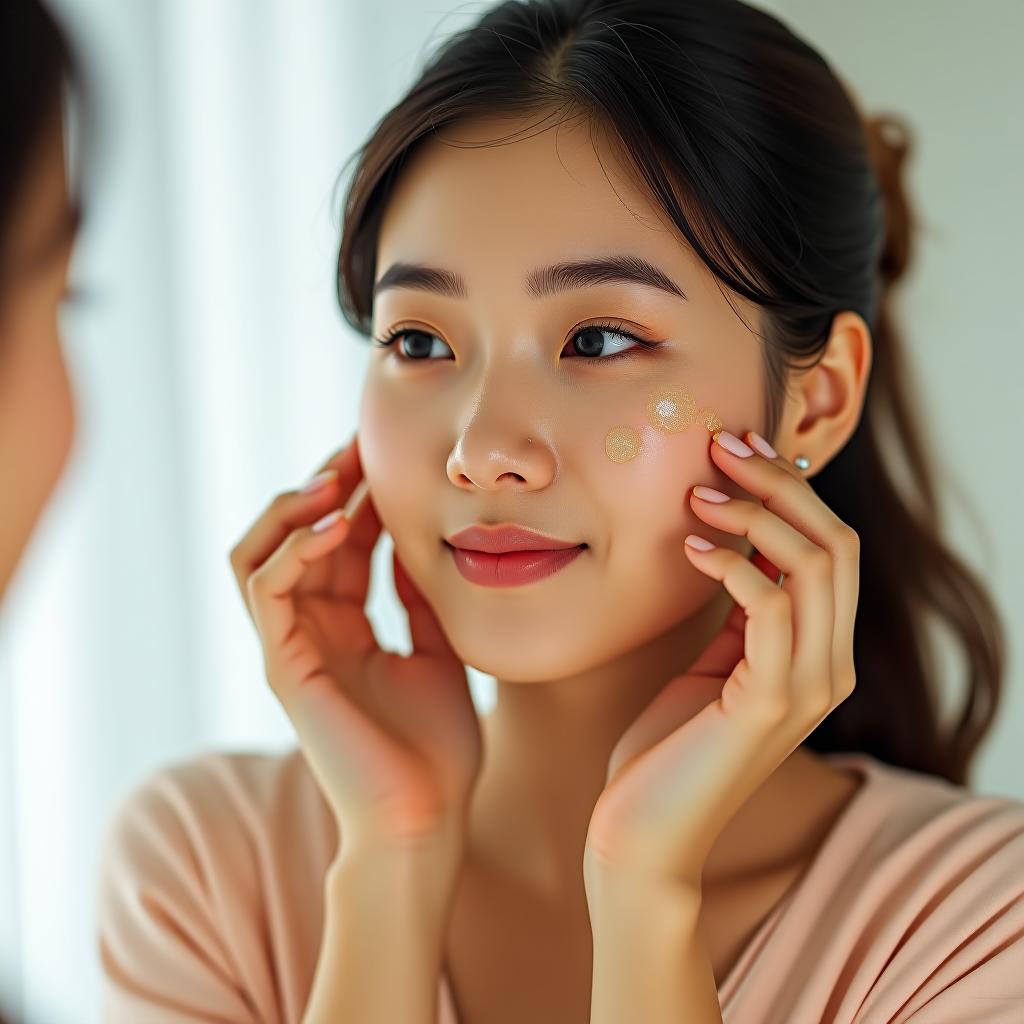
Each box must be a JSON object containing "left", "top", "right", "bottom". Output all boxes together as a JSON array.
[
  {"left": 0, "top": 106, "right": 78, "bottom": 605},
  {"left": 360, "top": 110, "right": 872, "bottom": 1004}
]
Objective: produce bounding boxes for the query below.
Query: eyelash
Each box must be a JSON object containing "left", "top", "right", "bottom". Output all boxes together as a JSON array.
[{"left": 371, "top": 319, "right": 661, "bottom": 364}]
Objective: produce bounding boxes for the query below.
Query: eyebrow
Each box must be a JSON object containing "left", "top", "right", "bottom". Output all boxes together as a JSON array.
[{"left": 372, "top": 254, "right": 688, "bottom": 303}]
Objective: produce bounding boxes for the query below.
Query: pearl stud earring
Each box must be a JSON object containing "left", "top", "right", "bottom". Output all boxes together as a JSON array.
[{"left": 794, "top": 455, "right": 810, "bottom": 471}]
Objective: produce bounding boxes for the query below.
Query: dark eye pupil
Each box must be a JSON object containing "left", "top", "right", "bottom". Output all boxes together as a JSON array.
[
  {"left": 401, "top": 331, "right": 433, "bottom": 358},
  {"left": 574, "top": 327, "right": 604, "bottom": 357}
]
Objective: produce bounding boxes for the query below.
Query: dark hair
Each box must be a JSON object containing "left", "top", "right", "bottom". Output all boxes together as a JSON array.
[
  {"left": 0, "top": 0, "right": 88, "bottom": 290},
  {"left": 333, "top": 0, "right": 1005, "bottom": 787}
]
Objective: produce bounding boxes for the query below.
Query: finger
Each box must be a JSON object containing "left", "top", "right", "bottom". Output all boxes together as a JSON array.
[
  {"left": 708, "top": 429, "right": 840, "bottom": 547},
  {"left": 320, "top": 475, "right": 382, "bottom": 609},
  {"left": 737, "top": 431, "right": 859, "bottom": 699},
  {"left": 831, "top": 529, "right": 860, "bottom": 698},
  {"left": 751, "top": 549, "right": 783, "bottom": 586},
  {"left": 230, "top": 476, "right": 342, "bottom": 616},
  {"left": 683, "top": 538, "right": 793, "bottom": 722},
  {"left": 247, "top": 510, "right": 352, "bottom": 651},
  {"left": 687, "top": 596, "right": 746, "bottom": 679},
  {"left": 689, "top": 492, "right": 834, "bottom": 698},
  {"left": 229, "top": 437, "right": 360, "bottom": 606},
  {"left": 710, "top": 430, "right": 858, "bottom": 698},
  {"left": 392, "top": 546, "right": 458, "bottom": 661}
]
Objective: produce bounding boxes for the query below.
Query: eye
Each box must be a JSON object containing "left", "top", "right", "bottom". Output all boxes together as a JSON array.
[
  {"left": 561, "top": 321, "right": 660, "bottom": 362},
  {"left": 372, "top": 326, "right": 454, "bottom": 361},
  {"left": 371, "top": 319, "right": 660, "bottom": 364}
]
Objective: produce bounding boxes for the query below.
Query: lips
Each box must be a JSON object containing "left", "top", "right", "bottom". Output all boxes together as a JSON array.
[
  {"left": 444, "top": 524, "right": 586, "bottom": 554},
  {"left": 446, "top": 543, "right": 586, "bottom": 588}
]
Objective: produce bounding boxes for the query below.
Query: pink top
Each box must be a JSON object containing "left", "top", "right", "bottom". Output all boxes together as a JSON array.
[{"left": 95, "top": 747, "right": 1024, "bottom": 1023}]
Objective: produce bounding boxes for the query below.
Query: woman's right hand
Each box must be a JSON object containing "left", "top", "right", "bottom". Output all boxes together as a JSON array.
[{"left": 229, "top": 434, "right": 483, "bottom": 848}]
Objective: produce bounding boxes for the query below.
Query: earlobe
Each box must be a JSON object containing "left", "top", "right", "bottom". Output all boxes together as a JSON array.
[{"left": 777, "top": 310, "right": 873, "bottom": 471}]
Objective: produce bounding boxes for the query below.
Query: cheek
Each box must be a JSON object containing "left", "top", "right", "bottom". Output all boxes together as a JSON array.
[
  {"left": 590, "top": 420, "right": 710, "bottom": 551},
  {"left": 587, "top": 379, "right": 717, "bottom": 488},
  {"left": 42, "top": 332, "right": 76, "bottom": 481},
  {"left": 0, "top": 303, "right": 76, "bottom": 480},
  {"left": 357, "top": 380, "right": 439, "bottom": 542},
  {"left": 603, "top": 382, "right": 725, "bottom": 466},
  {"left": 586, "top": 375, "right": 758, "bottom": 552},
  {"left": 0, "top": 314, "right": 76, "bottom": 597},
  {"left": 599, "top": 372, "right": 761, "bottom": 473}
]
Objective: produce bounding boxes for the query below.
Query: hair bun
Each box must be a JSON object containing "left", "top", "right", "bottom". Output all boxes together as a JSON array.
[
  {"left": 866, "top": 113, "right": 911, "bottom": 172},
  {"left": 865, "top": 113, "right": 914, "bottom": 286}
]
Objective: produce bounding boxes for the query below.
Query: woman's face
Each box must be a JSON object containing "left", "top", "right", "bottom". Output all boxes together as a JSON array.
[
  {"left": 359, "top": 113, "right": 764, "bottom": 681},
  {"left": 0, "top": 110, "right": 77, "bottom": 603}
]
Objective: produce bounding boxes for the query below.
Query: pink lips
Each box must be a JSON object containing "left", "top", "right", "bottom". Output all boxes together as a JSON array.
[
  {"left": 444, "top": 524, "right": 587, "bottom": 588},
  {"left": 446, "top": 545, "right": 586, "bottom": 587}
]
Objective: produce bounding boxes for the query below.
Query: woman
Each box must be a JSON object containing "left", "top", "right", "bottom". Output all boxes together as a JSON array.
[{"left": 97, "top": 1, "right": 1022, "bottom": 1022}]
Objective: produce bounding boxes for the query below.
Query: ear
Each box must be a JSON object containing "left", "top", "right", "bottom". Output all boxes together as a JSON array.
[{"left": 774, "top": 310, "right": 873, "bottom": 476}]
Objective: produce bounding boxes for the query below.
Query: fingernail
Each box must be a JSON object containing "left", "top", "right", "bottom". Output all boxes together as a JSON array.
[
  {"left": 342, "top": 477, "right": 371, "bottom": 520},
  {"left": 748, "top": 431, "right": 778, "bottom": 459},
  {"left": 312, "top": 508, "right": 345, "bottom": 533},
  {"left": 692, "top": 485, "right": 730, "bottom": 503},
  {"left": 685, "top": 534, "right": 716, "bottom": 551},
  {"left": 713, "top": 430, "right": 755, "bottom": 458},
  {"left": 301, "top": 469, "right": 338, "bottom": 494}
]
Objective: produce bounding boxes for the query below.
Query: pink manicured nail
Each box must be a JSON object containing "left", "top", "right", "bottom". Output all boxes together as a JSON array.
[
  {"left": 312, "top": 508, "right": 345, "bottom": 533},
  {"left": 301, "top": 469, "right": 338, "bottom": 494},
  {"left": 685, "top": 534, "right": 716, "bottom": 551},
  {"left": 713, "top": 430, "right": 755, "bottom": 458},
  {"left": 692, "top": 485, "right": 730, "bottom": 503},
  {"left": 748, "top": 431, "right": 778, "bottom": 459}
]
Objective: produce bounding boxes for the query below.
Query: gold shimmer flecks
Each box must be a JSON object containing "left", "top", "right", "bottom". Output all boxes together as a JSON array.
[
  {"left": 604, "top": 425, "right": 641, "bottom": 463},
  {"left": 605, "top": 385, "right": 726, "bottom": 464},
  {"left": 696, "top": 407, "right": 724, "bottom": 433},
  {"left": 645, "top": 385, "right": 696, "bottom": 433}
]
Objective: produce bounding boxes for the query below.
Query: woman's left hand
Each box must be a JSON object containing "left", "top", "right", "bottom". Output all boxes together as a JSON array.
[{"left": 584, "top": 429, "right": 860, "bottom": 890}]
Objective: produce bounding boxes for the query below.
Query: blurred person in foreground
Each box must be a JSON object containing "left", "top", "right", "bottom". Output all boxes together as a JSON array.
[{"left": 1, "top": 1, "right": 90, "bottom": 1022}]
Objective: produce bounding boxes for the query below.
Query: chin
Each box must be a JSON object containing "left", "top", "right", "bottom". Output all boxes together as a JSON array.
[{"left": 444, "top": 629, "right": 613, "bottom": 683}]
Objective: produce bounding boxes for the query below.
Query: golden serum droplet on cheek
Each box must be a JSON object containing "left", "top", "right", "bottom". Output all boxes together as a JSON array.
[
  {"left": 604, "top": 425, "right": 641, "bottom": 463},
  {"left": 645, "top": 385, "right": 696, "bottom": 433},
  {"left": 696, "top": 407, "right": 724, "bottom": 433},
  {"left": 604, "top": 385, "right": 726, "bottom": 463}
]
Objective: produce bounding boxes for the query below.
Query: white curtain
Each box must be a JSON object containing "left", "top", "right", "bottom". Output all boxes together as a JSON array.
[{"left": 2, "top": 2, "right": 1022, "bottom": 1023}]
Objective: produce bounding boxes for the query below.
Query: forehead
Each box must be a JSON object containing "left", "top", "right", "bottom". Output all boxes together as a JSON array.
[{"left": 375, "top": 113, "right": 705, "bottom": 292}]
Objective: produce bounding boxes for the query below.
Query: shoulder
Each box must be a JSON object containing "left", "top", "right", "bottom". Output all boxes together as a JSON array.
[
  {"left": 823, "top": 754, "right": 1024, "bottom": 1021},
  {"left": 96, "top": 745, "right": 337, "bottom": 937},
  {"left": 99, "top": 745, "right": 337, "bottom": 888},
  {"left": 852, "top": 753, "right": 1024, "bottom": 859},
  {"left": 824, "top": 752, "right": 1024, "bottom": 907},
  {"left": 96, "top": 747, "right": 338, "bottom": 1021},
  {"left": 102, "top": 746, "right": 327, "bottom": 839}
]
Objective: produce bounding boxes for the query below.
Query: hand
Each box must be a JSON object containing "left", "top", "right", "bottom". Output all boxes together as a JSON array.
[
  {"left": 229, "top": 435, "right": 482, "bottom": 846},
  {"left": 584, "top": 429, "right": 859, "bottom": 889}
]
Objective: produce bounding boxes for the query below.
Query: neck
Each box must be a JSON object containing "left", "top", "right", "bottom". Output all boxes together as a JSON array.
[{"left": 465, "top": 585, "right": 737, "bottom": 894}]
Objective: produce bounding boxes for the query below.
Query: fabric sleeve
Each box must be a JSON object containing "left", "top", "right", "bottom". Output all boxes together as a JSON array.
[
  {"left": 879, "top": 815, "right": 1024, "bottom": 1024},
  {"left": 897, "top": 928, "right": 1024, "bottom": 1023},
  {"left": 95, "top": 763, "right": 261, "bottom": 1023}
]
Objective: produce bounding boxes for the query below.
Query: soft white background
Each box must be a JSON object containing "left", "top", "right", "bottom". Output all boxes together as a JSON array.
[{"left": 0, "top": 2, "right": 1021, "bottom": 1022}]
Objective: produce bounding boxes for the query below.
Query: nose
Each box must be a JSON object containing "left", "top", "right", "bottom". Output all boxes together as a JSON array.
[
  {"left": 446, "top": 428, "right": 556, "bottom": 493},
  {"left": 444, "top": 348, "right": 561, "bottom": 493}
]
